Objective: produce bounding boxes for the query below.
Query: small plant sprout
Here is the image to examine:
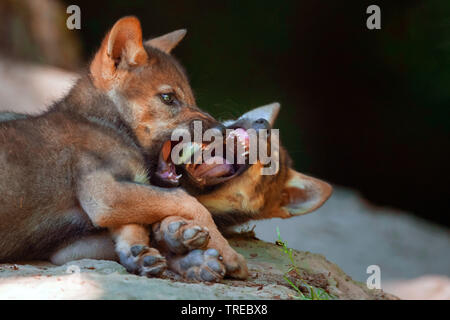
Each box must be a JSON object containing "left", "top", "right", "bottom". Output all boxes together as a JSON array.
[{"left": 276, "top": 227, "right": 334, "bottom": 300}]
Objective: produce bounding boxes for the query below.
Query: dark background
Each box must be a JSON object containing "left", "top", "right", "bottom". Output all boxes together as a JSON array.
[{"left": 14, "top": 0, "right": 450, "bottom": 226}]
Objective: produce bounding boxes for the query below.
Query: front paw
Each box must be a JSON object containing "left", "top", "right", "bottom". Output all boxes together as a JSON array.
[
  {"left": 152, "top": 217, "right": 210, "bottom": 254},
  {"left": 118, "top": 245, "right": 167, "bottom": 277},
  {"left": 171, "top": 248, "right": 226, "bottom": 282}
]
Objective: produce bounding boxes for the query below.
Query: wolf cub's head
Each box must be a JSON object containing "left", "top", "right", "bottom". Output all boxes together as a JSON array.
[
  {"left": 180, "top": 103, "right": 333, "bottom": 229},
  {"left": 87, "top": 16, "right": 218, "bottom": 184}
]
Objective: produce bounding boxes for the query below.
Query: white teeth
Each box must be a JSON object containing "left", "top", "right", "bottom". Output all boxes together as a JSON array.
[
  {"left": 168, "top": 172, "right": 174, "bottom": 178},
  {"left": 175, "top": 174, "right": 182, "bottom": 179}
]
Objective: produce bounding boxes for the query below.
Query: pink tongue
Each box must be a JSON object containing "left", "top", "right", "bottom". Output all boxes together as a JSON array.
[{"left": 193, "top": 156, "right": 234, "bottom": 178}]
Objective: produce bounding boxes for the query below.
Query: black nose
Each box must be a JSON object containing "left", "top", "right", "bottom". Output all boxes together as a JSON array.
[{"left": 252, "top": 118, "right": 270, "bottom": 130}]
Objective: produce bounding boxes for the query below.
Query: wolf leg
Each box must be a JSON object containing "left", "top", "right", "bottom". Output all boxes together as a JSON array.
[{"left": 78, "top": 170, "right": 248, "bottom": 279}]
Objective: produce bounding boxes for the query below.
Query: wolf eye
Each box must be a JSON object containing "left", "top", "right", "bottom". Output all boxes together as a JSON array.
[{"left": 159, "top": 93, "right": 176, "bottom": 106}]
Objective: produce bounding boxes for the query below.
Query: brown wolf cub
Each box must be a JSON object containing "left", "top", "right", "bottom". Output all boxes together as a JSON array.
[{"left": 0, "top": 16, "right": 248, "bottom": 280}]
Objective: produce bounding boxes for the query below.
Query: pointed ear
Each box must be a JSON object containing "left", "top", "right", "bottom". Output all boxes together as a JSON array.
[
  {"left": 239, "top": 102, "right": 280, "bottom": 127},
  {"left": 280, "top": 169, "right": 332, "bottom": 216},
  {"left": 90, "top": 16, "right": 148, "bottom": 89},
  {"left": 144, "top": 29, "right": 187, "bottom": 53}
]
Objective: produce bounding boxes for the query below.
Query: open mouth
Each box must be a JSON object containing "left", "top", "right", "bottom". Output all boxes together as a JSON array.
[{"left": 153, "top": 128, "right": 251, "bottom": 188}]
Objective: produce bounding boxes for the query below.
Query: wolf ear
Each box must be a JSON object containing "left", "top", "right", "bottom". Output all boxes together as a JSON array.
[
  {"left": 107, "top": 16, "right": 147, "bottom": 65},
  {"left": 239, "top": 102, "right": 280, "bottom": 127},
  {"left": 144, "top": 29, "right": 187, "bottom": 53},
  {"left": 90, "top": 16, "right": 148, "bottom": 89},
  {"left": 280, "top": 169, "right": 332, "bottom": 216}
]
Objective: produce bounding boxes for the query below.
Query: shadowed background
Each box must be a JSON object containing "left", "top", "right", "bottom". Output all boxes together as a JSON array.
[{"left": 1, "top": 0, "right": 449, "bottom": 228}]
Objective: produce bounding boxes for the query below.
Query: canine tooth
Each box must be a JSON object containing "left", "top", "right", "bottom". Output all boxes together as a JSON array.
[
  {"left": 175, "top": 174, "right": 182, "bottom": 179},
  {"left": 168, "top": 172, "right": 174, "bottom": 177}
]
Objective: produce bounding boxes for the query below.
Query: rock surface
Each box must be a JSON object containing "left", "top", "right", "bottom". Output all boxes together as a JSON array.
[{"left": 0, "top": 239, "right": 396, "bottom": 300}]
